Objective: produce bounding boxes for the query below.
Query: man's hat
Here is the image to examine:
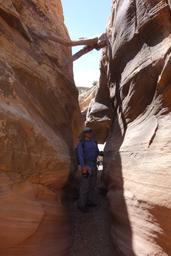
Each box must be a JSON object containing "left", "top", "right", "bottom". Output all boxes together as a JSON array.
[{"left": 83, "top": 127, "right": 92, "bottom": 133}]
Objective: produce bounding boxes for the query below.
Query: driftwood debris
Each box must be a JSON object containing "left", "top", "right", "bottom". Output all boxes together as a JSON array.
[
  {"left": 32, "top": 30, "right": 108, "bottom": 61},
  {"left": 72, "top": 33, "right": 108, "bottom": 61}
]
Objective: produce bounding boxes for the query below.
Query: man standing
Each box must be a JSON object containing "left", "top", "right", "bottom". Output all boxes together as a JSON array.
[{"left": 76, "top": 127, "right": 99, "bottom": 212}]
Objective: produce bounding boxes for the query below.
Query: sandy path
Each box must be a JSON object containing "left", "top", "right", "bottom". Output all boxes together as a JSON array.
[{"left": 68, "top": 187, "right": 115, "bottom": 256}]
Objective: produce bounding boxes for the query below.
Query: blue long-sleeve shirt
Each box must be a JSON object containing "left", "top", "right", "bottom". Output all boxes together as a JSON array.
[{"left": 77, "top": 140, "right": 99, "bottom": 168}]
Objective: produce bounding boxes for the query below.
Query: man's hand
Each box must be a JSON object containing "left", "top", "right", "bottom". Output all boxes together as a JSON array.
[{"left": 81, "top": 166, "right": 88, "bottom": 175}]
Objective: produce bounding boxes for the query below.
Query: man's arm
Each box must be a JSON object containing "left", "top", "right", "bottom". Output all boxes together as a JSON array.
[
  {"left": 77, "top": 143, "right": 85, "bottom": 167},
  {"left": 77, "top": 143, "right": 88, "bottom": 175}
]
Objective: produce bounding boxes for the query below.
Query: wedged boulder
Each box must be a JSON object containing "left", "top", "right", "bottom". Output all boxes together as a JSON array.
[
  {"left": 86, "top": 50, "right": 113, "bottom": 143},
  {"left": 0, "top": 1, "right": 80, "bottom": 255},
  {"left": 79, "top": 85, "right": 97, "bottom": 121},
  {"left": 89, "top": 0, "right": 171, "bottom": 255}
]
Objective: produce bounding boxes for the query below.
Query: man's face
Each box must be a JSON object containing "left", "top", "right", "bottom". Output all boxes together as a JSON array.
[{"left": 84, "top": 131, "right": 93, "bottom": 139}]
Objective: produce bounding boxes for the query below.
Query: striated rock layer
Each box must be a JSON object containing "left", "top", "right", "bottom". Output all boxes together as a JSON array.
[
  {"left": 87, "top": 0, "right": 171, "bottom": 255},
  {"left": 0, "top": 1, "right": 80, "bottom": 255},
  {"left": 79, "top": 85, "right": 97, "bottom": 121}
]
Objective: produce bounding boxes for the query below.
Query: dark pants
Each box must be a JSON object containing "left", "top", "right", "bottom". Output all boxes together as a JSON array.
[{"left": 78, "top": 168, "right": 97, "bottom": 208}]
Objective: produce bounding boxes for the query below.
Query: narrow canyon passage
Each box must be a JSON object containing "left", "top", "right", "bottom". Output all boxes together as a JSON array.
[
  {"left": 67, "top": 184, "right": 115, "bottom": 256},
  {"left": 0, "top": 0, "right": 171, "bottom": 255}
]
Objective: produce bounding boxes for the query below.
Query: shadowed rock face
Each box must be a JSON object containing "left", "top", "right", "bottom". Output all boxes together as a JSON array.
[
  {"left": 87, "top": 0, "right": 171, "bottom": 255},
  {"left": 0, "top": 1, "right": 80, "bottom": 255}
]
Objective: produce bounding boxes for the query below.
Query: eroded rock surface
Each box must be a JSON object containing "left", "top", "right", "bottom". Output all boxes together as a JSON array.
[
  {"left": 87, "top": 0, "right": 171, "bottom": 255},
  {"left": 0, "top": 1, "right": 80, "bottom": 255}
]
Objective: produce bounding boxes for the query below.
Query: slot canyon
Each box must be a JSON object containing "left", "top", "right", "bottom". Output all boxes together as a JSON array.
[{"left": 0, "top": 0, "right": 171, "bottom": 256}]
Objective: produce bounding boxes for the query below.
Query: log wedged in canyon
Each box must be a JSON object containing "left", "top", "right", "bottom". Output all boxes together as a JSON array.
[
  {"left": 0, "top": 1, "right": 81, "bottom": 255},
  {"left": 86, "top": 0, "right": 171, "bottom": 255}
]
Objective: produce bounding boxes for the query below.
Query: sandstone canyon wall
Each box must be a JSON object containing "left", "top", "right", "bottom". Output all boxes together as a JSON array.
[
  {"left": 0, "top": 1, "right": 80, "bottom": 255},
  {"left": 87, "top": 0, "right": 171, "bottom": 255}
]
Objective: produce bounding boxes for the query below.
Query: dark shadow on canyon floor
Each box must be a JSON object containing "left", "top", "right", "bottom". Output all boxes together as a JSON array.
[{"left": 65, "top": 175, "right": 115, "bottom": 256}]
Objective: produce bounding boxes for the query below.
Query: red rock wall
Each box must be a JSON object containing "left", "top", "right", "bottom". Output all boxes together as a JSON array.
[
  {"left": 0, "top": 1, "right": 80, "bottom": 255},
  {"left": 87, "top": 0, "right": 171, "bottom": 255}
]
